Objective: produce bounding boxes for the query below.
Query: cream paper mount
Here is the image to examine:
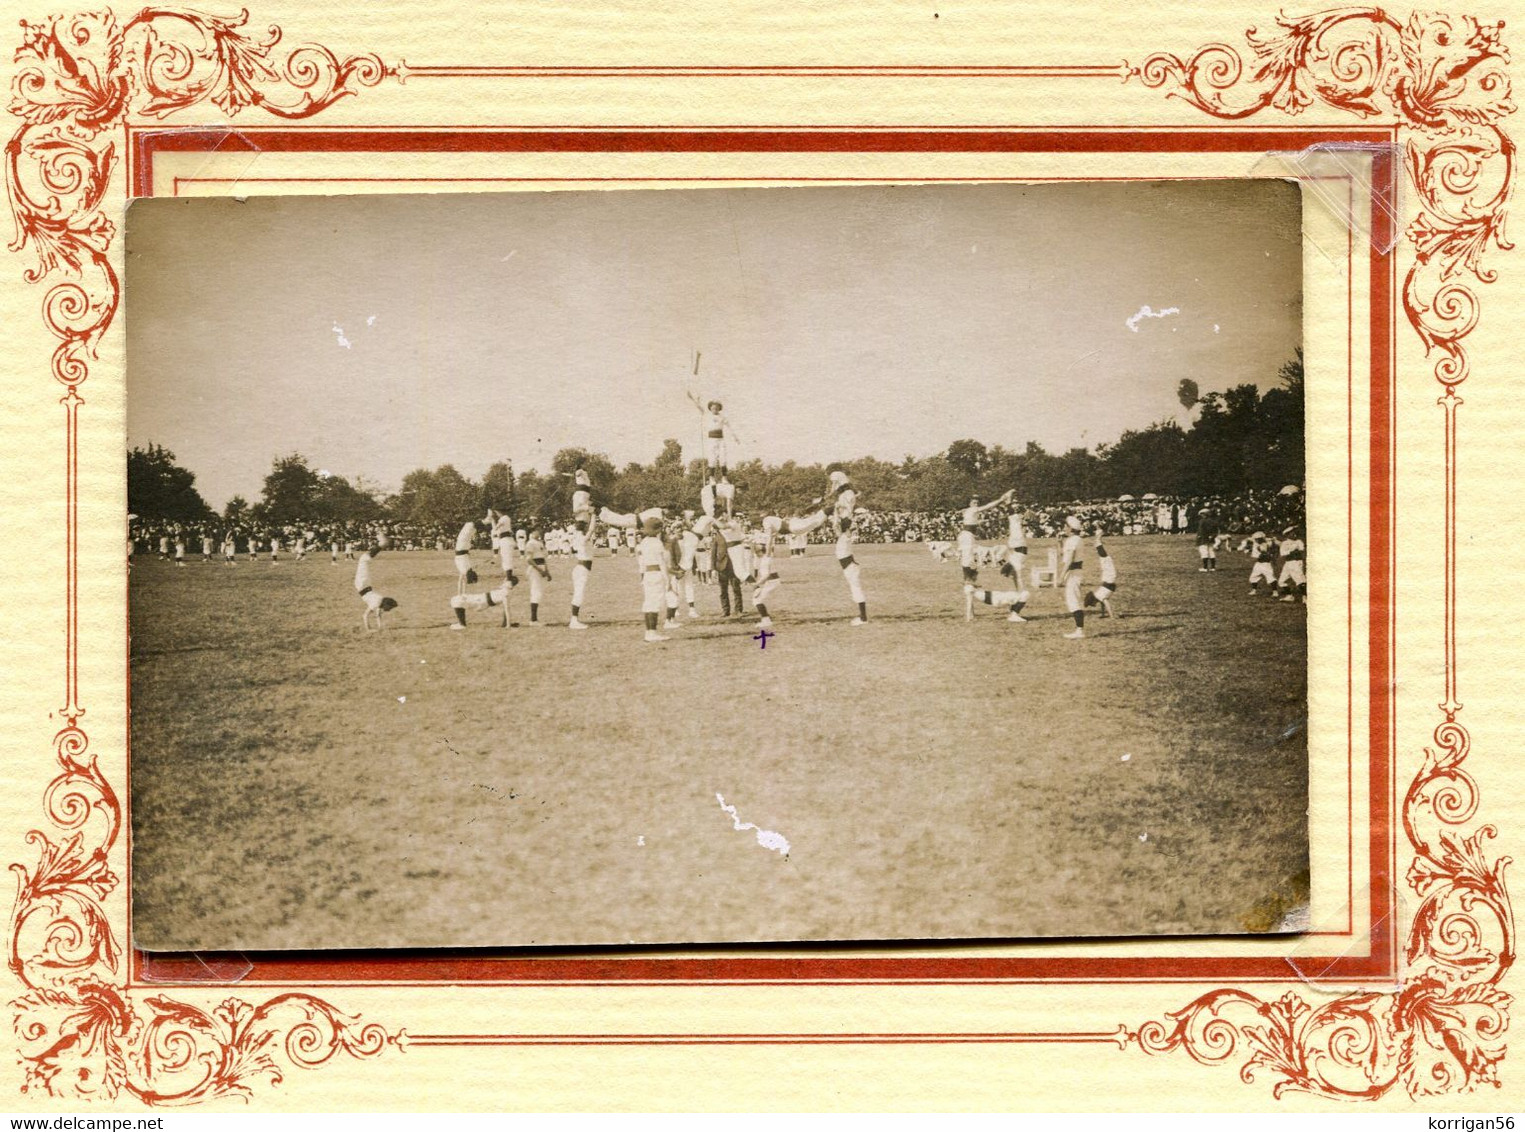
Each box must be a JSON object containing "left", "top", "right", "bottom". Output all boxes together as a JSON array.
[{"left": 1, "top": 2, "right": 1515, "bottom": 1108}]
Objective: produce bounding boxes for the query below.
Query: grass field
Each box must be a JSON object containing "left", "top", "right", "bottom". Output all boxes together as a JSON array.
[{"left": 129, "top": 535, "right": 1309, "bottom": 951}]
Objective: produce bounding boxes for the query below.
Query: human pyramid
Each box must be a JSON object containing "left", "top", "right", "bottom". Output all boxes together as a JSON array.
[
  {"left": 350, "top": 397, "right": 1302, "bottom": 642},
  {"left": 354, "top": 396, "right": 867, "bottom": 642}
]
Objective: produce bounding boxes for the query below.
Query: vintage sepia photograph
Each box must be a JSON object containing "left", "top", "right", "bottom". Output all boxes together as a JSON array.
[{"left": 126, "top": 181, "right": 1308, "bottom": 951}]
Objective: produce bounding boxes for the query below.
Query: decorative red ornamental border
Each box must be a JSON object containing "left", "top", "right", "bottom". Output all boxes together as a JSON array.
[{"left": 3, "top": 5, "right": 1512, "bottom": 1105}]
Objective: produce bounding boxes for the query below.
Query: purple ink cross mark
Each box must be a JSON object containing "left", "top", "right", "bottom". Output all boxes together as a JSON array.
[{"left": 753, "top": 628, "right": 774, "bottom": 649}]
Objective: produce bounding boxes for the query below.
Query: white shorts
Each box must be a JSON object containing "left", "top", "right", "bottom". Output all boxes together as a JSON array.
[
  {"left": 957, "top": 530, "right": 976, "bottom": 568},
  {"left": 641, "top": 571, "right": 667, "bottom": 613},
  {"left": 1064, "top": 569, "right": 1085, "bottom": 613},
  {"left": 753, "top": 573, "right": 781, "bottom": 604},
  {"left": 706, "top": 435, "right": 726, "bottom": 466},
  {"left": 362, "top": 590, "right": 385, "bottom": 611},
  {"left": 455, "top": 552, "right": 472, "bottom": 576},
  {"left": 1250, "top": 562, "right": 1276, "bottom": 584},
  {"left": 1197, "top": 543, "right": 1213, "bottom": 559},
  {"left": 1278, "top": 561, "right": 1306, "bottom": 586}
]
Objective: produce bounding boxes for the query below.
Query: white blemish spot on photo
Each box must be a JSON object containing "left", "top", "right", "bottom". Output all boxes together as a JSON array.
[
  {"left": 1121, "top": 753, "right": 1131, "bottom": 762},
  {"left": 716, "top": 793, "right": 790, "bottom": 856},
  {"left": 397, "top": 696, "right": 406, "bottom": 704},
  {"left": 332, "top": 322, "right": 351, "bottom": 348},
  {"left": 1125, "top": 304, "right": 1180, "bottom": 333},
  {"left": 637, "top": 835, "right": 645, "bottom": 846},
  {"left": 366, "top": 314, "right": 377, "bottom": 327}
]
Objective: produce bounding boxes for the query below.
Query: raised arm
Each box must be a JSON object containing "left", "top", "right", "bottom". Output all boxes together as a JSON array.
[{"left": 976, "top": 490, "right": 1015, "bottom": 517}]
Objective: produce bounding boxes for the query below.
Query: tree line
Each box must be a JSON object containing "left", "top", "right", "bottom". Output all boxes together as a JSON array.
[{"left": 130, "top": 353, "right": 1303, "bottom": 529}]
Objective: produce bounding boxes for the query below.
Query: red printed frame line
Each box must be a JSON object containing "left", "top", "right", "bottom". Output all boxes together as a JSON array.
[{"left": 5, "top": 6, "right": 1512, "bottom": 1105}]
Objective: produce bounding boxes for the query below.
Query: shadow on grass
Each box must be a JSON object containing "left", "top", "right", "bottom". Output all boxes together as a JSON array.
[
  {"left": 136, "top": 608, "right": 1198, "bottom": 653},
  {"left": 1081, "top": 624, "right": 1184, "bottom": 638}
]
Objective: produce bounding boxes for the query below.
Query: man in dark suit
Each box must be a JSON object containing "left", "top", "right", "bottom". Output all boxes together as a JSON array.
[{"left": 712, "top": 526, "right": 743, "bottom": 616}]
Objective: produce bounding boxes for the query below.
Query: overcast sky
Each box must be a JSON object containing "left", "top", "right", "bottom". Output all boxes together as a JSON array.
[{"left": 126, "top": 181, "right": 1302, "bottom": 510}]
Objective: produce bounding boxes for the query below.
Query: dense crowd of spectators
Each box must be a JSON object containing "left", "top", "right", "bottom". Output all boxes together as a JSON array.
[
  {"left": 131, "top": 517, "right": 608, "bottom": 558},
  {"left": 129, "top": 519, "right": 465, "bottom": 557},
  {"left": 132, "top": 488, "right": 1305, "bottom": 559},
  {"left": 805, "top": 488, "right": 1305, "bottom": 544}
]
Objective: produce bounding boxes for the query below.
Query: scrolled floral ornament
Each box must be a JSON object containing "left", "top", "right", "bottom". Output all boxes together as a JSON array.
[
  {"left": 11, "top": 985, "right": 404, "bottom": 1104},
  {"left": 1133, "top": 8, "right": 1514, "bottom": 387},
  {"left": 1133, "top": 989, "right": 1399, "bottom": 1100},
  {"left": 7, "top": 5, "right": 401, "bottom": 1104},
  {"left": 7, "top": 7, "right": 396, "bottom": 389},
  {"left": 1130, "top": 9, "right": 1513, "bottom": 1099}
]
